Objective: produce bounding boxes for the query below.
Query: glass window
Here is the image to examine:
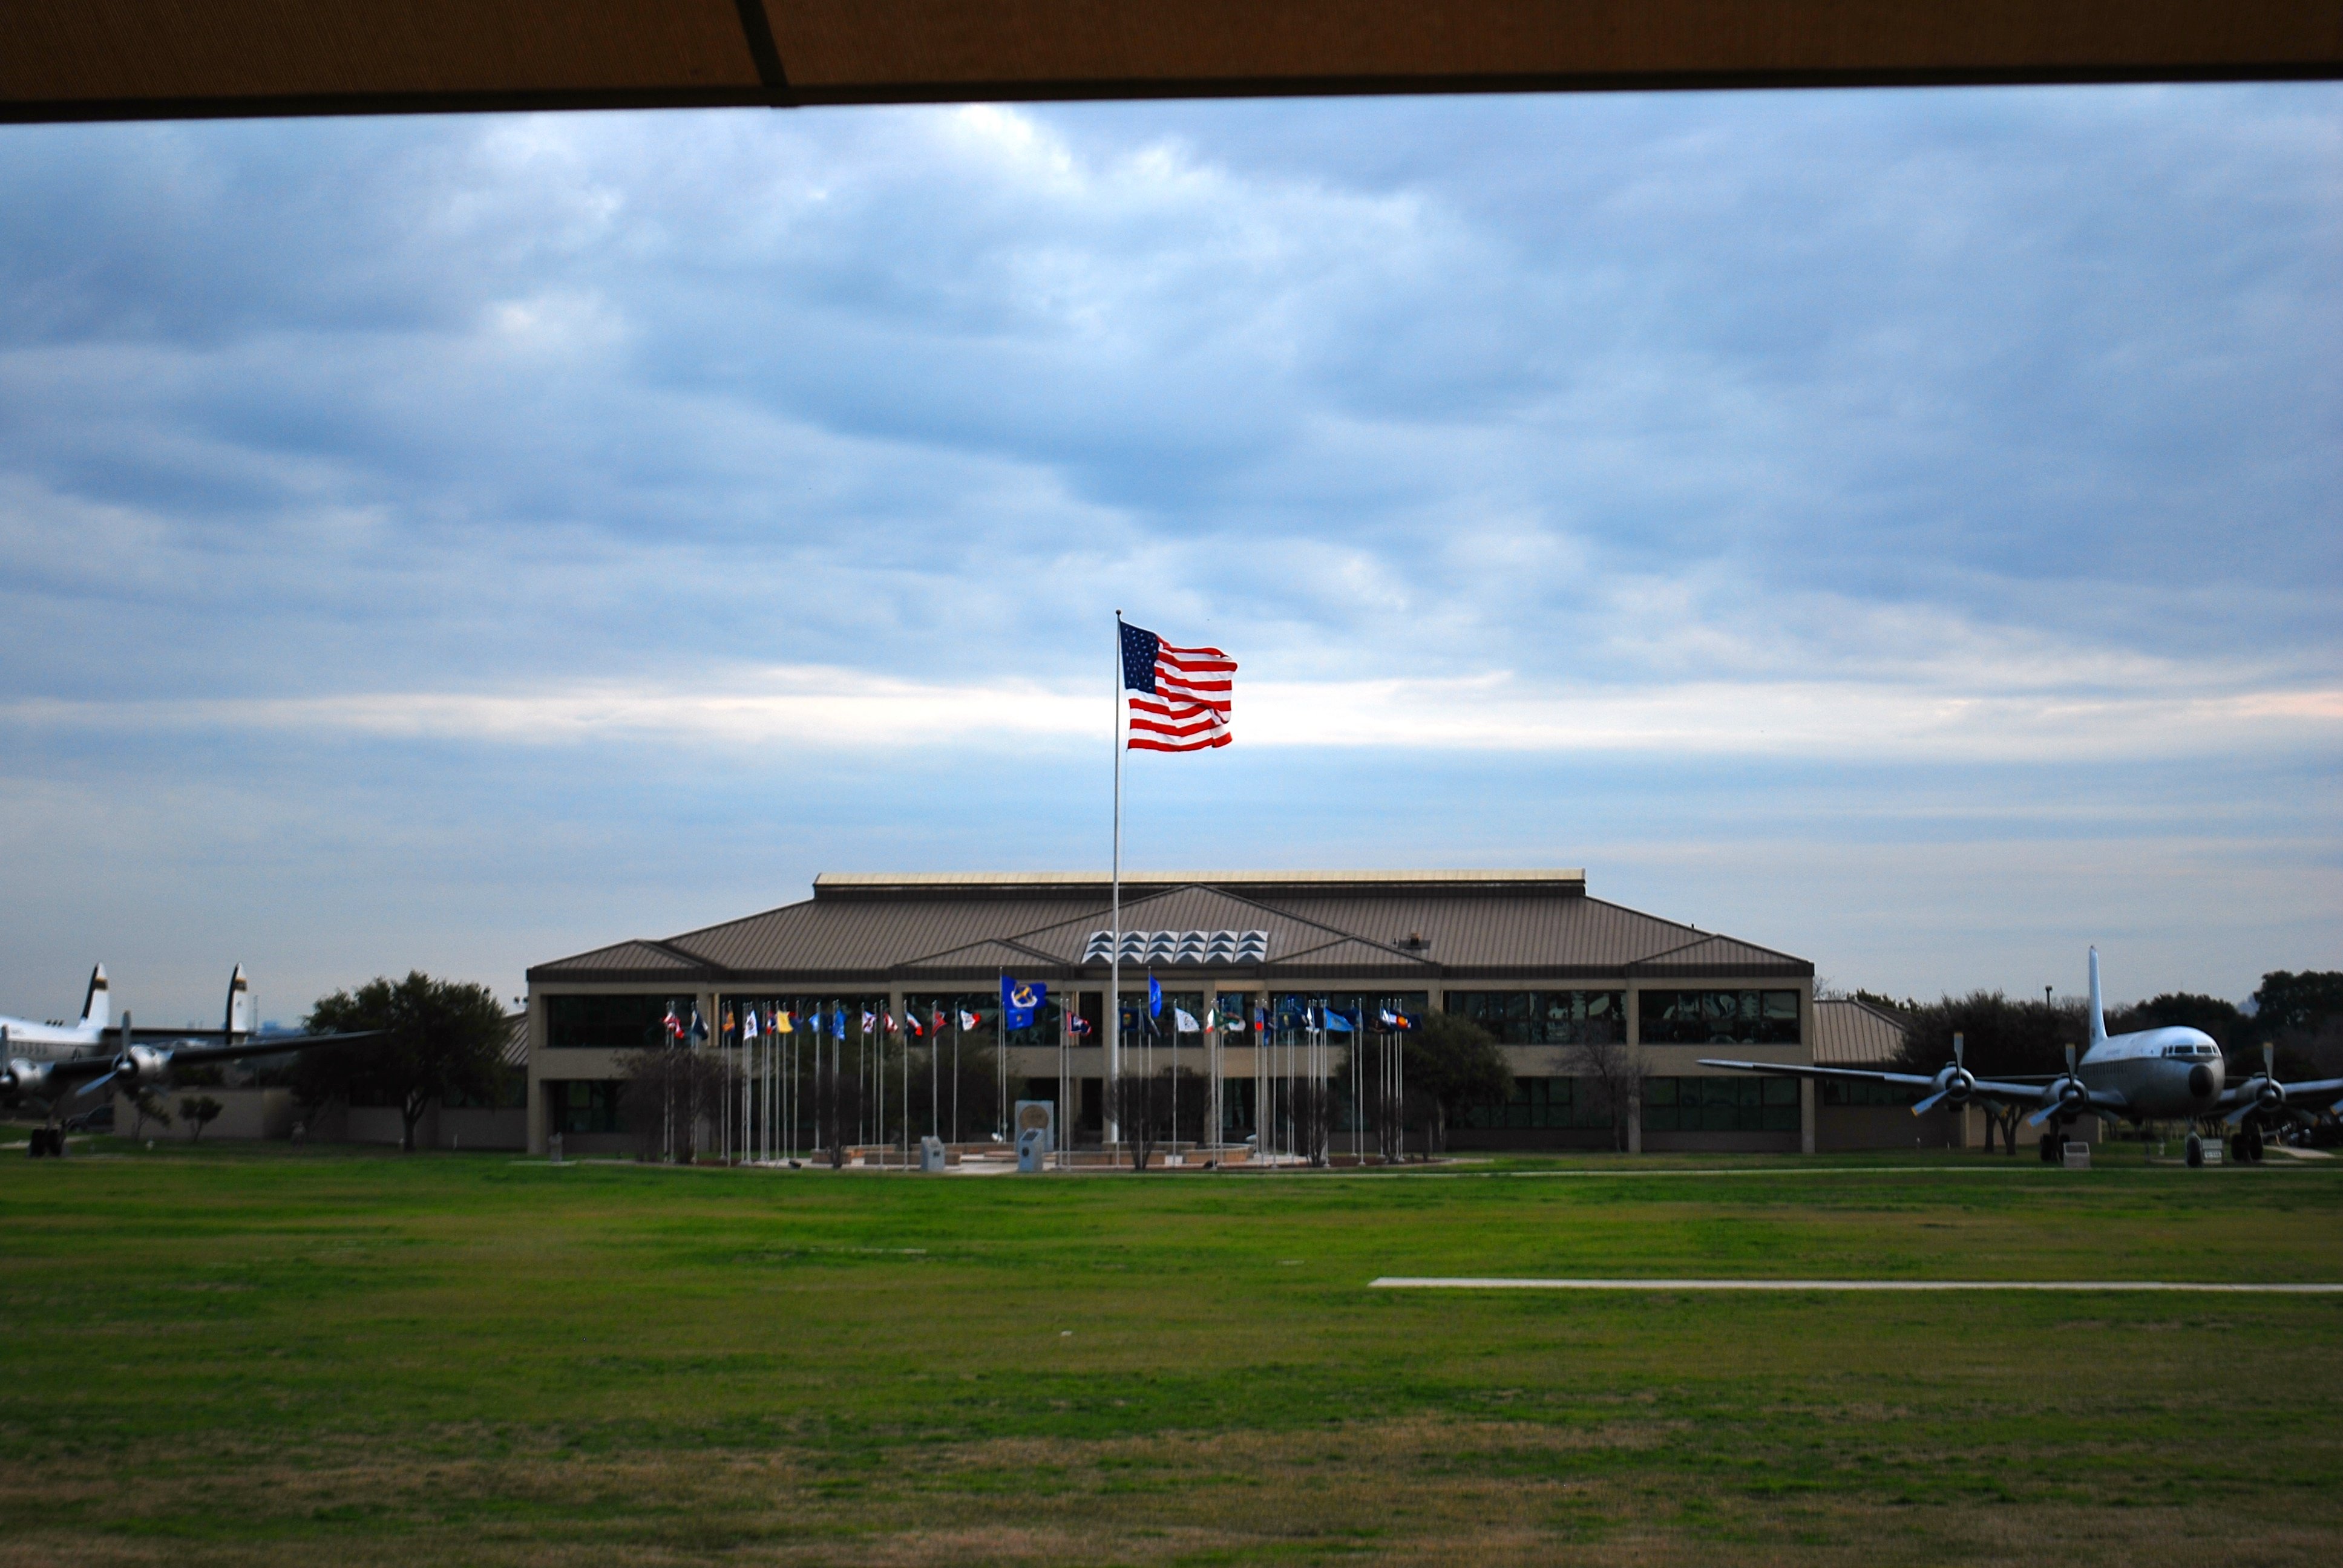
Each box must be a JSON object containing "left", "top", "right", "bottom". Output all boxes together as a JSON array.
[
  {"left": 546, "top": 994, "right": 688, "bottom": 1053},
  {"left": 1637, "top": 991, "right": 1802, "bottom": 1046},
  {"left": 543, "top": 1079, "right": 625, "bottom": 1134},
  {"left": 1640, "top": 1076, "right": 1801, "bottom": 1132},
  {"left": 444, "top": 1067, "right": 526, "bottom": 1109},
  {"left": 1446, "top": 991, "right": 1628, "bottom": 1045},
  {"left": 1821, "top": 1078, "right": 1917, "bottom": 1106}
]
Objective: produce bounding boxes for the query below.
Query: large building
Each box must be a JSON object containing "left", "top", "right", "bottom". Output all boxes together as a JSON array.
[{"left": 523, "top": 869, "right": 1829, "bottom": 1157}]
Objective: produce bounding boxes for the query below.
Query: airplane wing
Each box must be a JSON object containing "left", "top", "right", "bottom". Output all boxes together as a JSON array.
[
  {"left": 162, "top": 1030, "right": 379, "bottom": 1065},
  {"left": 1699, "top": 1060, "right": 1933, "bottom": 1089},
  {"left": 2218, "top": 1077, "right": 2343, "bottom": 1113},
  {"left": 1697, "top": 1059, "right": 2080, "bottom": 1108}
]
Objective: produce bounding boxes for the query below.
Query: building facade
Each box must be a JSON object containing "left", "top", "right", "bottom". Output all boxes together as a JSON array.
[{"left": 523, "top": 869, "right": 1821, "bottom": 1157}]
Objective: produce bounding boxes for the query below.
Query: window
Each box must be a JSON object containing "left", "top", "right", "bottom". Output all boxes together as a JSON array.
[
  {"left": 1821, "top": 1078, "right": 1916, "bottom": 1107},
  {"left": 546, "top": 994, "right": 687, "bottom": 1053},
  {"left": 543, "top": 1079, "right": 625, "bottom": 1134},
  {"left": 1446, "top": 991, "right": 1625, "bottom": 1045},
  {"left": 444, "top": 1067, "right": 526, "bottom": 1109},
  {"left": 1637, "top": 991, "right": 1801, "bottom": 1046},
  {"left": 1221, "top": 1077, "right": 1257, "bottom": 1133},
  {"left": 1640, "top": 1076, "right": 1800, "bottom": 1132},
  {"left": 1462, "top": 1077, "right": 1617, "bottom": 1129}
]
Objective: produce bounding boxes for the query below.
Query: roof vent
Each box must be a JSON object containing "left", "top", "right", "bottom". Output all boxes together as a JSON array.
[{"left": 1398, "top": 931, "right": 1430, "bottom": 952}]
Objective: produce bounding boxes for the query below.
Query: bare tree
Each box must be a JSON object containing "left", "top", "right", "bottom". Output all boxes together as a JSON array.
[
  {"left": 1109, "top": 1074, "right": 1162, "bottom": 1169},
  {"left": 1558, "top": 1031, "right": 1644, "bottom": 1152},
  {"left": 1289, "top": 1079, "right": 1336, "bottom": 1167},
  {"left": 617, "top": 1045, "right": 735, "bottom": 1163}
]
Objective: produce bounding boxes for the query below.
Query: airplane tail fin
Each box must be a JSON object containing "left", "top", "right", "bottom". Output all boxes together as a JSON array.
[
  {"left": 2086, "top": 946, "right": 2108, "bottom": 1052},
  {"left": 81, "top": 964, "right": 111, "bottom": 1031},
  {"left": 223, "top": 965, "right": 254, "bottom": 1039}
]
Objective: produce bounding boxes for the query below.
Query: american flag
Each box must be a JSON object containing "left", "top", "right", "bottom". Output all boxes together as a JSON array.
[{"left": 1119, "top": 620, "right": 1235, "bottom": 752}]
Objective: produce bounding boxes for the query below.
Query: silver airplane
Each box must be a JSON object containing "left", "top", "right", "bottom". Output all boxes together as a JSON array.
[
  {"left": 1704, "top": 949, "right": 2343, "bottom": 1168},
  {"left": 4, "top": 965, "right": 372, "bottom": 1157}
]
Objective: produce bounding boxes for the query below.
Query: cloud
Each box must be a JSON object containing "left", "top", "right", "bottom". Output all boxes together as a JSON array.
[{"left": 0, "top": 87, "right": 2337, "bottom": 1013}]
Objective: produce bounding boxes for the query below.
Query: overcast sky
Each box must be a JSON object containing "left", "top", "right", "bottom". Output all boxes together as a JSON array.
[{"left": 1, "top": 85, "right": 2335, "bottom": 1025}]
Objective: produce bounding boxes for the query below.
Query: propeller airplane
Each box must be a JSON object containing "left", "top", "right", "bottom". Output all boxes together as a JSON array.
[
  {"left": 4, "top": 965, "right": 376, "bottom": 1157},
  {"left": 1704, "top": 949, "right": 2343, "bottom": 1168}
]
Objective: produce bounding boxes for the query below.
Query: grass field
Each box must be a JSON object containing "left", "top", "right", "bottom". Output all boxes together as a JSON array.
[{"left": 5, "top": 1142, "right": 2341, "bottom": 1566}]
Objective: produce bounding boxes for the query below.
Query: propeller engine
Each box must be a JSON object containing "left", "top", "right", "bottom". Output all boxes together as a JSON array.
[
  {"left": 2, "top": 1055, "right": 57, "bottom": 1102},
  {"left": 2224, "top": 1043, "right": 2288, "bottom": 1127},
  {"left": 2028, "top": 1043, "right": 2089, "bottom": 1127},
  {"left": 72, "top": 1036, "right": 175, "bottom": 1102},
  {"left": 1911, "top": 1033, "right": 1976, "bottom": 1115}
]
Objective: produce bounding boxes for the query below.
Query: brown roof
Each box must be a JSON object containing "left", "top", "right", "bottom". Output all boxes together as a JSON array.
[
  {"left": 529, "top": 871, "right": 1810, "bottom": 987},
  {"left": 1814, "top": 998, "right": 1909, "bottom": 1065}
]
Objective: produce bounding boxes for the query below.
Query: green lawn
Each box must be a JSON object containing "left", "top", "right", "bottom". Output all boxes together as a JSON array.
[{"left": 4, "top": 1142, "right": 2340, "bottom": 1565}]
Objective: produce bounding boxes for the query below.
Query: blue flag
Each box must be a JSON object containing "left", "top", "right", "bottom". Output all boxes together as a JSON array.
[
  {"left": 1149, "top": 973, "right": 1162, "bottom": 1018},
  {"left": 1001, "top": 975, "right": 1047, "bottom": 1031},
  {"left": 831, "top": 1007, "right": 845, "bottom": 1040},
  {"left": 1325, "top": 1008, "right": 1355, "bottom": 1033}
]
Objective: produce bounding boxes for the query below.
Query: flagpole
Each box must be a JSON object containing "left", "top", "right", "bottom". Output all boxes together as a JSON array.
[{"left": 1109, "top": 610, "right": 1123, "bottom": 1152}]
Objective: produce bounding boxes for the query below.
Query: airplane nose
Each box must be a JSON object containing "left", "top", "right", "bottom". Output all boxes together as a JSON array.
[{"left": 2189, "top": 1063, "right": 2214, "bottom": 1099}]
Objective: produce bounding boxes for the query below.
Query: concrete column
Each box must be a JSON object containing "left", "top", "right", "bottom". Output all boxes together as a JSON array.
[
  {"left": 1800, "top": 1077, "right": 1817, "bottom": 1155},
  {"left": 888, "top": 987, "right": 907, "bottom": 1150},
  {"left": 525, "top": 990, "right": 547, "bottom": 1156},
  {"left": 1624, "top": 981, "right": 1643, "bottom": 1156}
]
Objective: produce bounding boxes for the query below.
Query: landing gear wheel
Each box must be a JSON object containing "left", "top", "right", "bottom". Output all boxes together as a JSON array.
[
  {"left": 2040, "top": 1132, "right": 2061, "bottom": 1163},
  {"left": 2246, "top": 1128, "right": 2265, "bottom": 1163},
  {"left": 2184, "top": 1132, "right": 2204, "bottom": 1168}
]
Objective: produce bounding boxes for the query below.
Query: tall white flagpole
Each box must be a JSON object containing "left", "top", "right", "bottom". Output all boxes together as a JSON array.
[{"left": 1109, "top": 611, "right": 1124, "bottom": 1150}]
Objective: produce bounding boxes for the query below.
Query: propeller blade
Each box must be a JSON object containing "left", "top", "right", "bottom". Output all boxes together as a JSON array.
[
  {"left": 72, "top": 1070, "right": 118, "bottom": 1099},
  {"left": 1911, "top": 1091, "right": 1947, "bottom": 1115},
  {"left": 2224, "top": 1103, "right": 2256, "bottom": 1127},
  {"left": 2027, "top": 1102, "right": 2062, "bottom": 1128},
  {"left": 2264, "top": 1042, "right": 2276, "bottom": 1080}
]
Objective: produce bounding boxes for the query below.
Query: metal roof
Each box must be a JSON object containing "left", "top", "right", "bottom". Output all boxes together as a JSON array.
[
  {"left": 529, "top": 871, "right": 1810, "bottom": 986},
  {"left": 1813, "top": 999, "right": 1909, "bottom": 1066}
]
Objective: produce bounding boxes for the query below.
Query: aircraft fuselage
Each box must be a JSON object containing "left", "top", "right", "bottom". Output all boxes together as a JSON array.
[{"left": 2074, "top": 1025, "right": 2224, "bottom": 1123}]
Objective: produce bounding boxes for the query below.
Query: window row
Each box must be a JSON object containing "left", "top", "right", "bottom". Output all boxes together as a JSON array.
[
  {"left": 1460, "top": 1076, "right": 1625, "bottom": 1130},
  {"left": 1637, "top": 990, "right": 1802, "bottom": 1045},
  {"left": 1446, "top": 991, "right": 1626, "bottom": 1045},
  {"left": 544, "top": 1079, "right": 626, "bottom": 1134},
  {"left": 1821, "top": 1079, "right": 1920, "bottom": 1106},
  {"left": 1640, "top": 1075, "right": 1801, "bottom": 1132}
]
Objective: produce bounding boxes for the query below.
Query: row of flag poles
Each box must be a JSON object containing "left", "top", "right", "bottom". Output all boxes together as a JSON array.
[
  {"left": 698, "top": 995, "right": 995, "bottom": 1168},
  {"left": 678, "top": 981, "right": 1421, "bottom": 1166}
]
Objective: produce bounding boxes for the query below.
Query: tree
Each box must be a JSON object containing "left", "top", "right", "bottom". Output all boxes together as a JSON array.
[
  {"left": 1893, "top": 991, "right": 2079, "bottom": 1082},
  {"left": 2106, "top": 993, "right": 2243, "bottom": 1050},
  {"left": 297, "top": 972, "right": 509, "bottom": 1153},
  {"left": 1559, "top": 1031, "right": 1644, "bottom": 1152},
  {"left": 1895, "top": 991, "right": 2086, "bottom": 1156},
  {"left": 1288, "top": 1077, "right": 1336, "bottom": 1167},
  {"left": 1108, "top": 1073, "right": 1162, "bottom": 1169},
  {"left": 615, "top": 1045, "right": 735, "bottom": 1164},
  {"left": 179, "top": 1095, "right": 223, "bottom": 1143},
  {"left": 128, "top": 1088, "right": 172, "bottom": 1140},
  {"left": 1404, "top": 1013, "right": 1510, "bottom": 1155}
]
